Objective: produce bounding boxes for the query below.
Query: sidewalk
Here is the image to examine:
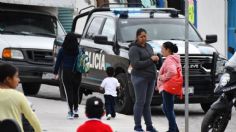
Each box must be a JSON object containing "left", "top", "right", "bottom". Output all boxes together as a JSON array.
[{"left": 28, "top": 97, "right": 167, "bottom": 132}]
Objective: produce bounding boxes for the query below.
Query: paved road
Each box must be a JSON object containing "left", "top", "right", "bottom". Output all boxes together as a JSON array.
[{"left": 18, "top": 84, "right": 236, "bottom": 132}]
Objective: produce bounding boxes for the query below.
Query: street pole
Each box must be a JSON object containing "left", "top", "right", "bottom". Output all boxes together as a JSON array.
[{"left": 185, "top": 0, "right": 189, "bottom": 132}]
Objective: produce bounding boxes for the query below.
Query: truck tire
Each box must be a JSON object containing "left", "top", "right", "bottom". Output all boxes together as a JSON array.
[
  {"left": 115, "top": 73, "right": 133, "bottom": 115},
  {"left": 201, "top": 103, "right": 212, "bottom": 113},
  {"left": 22, "top": 83, "right": 41, "bottom": 95}
]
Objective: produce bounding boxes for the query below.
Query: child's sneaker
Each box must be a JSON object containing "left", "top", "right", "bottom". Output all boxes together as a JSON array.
[
  {"left": 106, "top": 114, "right": 111, "bottom": 120},
  {"left": 74, "top": 109, "right": 79, "bottom": 118},
  {"left": 67, "top": 112, "right": 74, "bottom": 119}
]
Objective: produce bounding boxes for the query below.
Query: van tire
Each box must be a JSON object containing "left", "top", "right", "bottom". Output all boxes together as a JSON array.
[
  {"left": 115, "top": 73, "right": 133, "bottom": 115},
  {"left": 22, "top": 83, "right": 41, "bottom": 95}
]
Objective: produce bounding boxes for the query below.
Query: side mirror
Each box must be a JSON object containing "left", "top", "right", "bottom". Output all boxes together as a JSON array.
[
  {"left": 205, "top": 35, "right": 217, "bottom": 44},
  {"left": 94, "top": 35, "right": 109, "bottom": 45}
]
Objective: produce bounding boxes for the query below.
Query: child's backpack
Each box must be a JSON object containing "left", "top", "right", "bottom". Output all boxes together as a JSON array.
[{"left": 73, "top": 48, "right": 90, "bottom": 73}]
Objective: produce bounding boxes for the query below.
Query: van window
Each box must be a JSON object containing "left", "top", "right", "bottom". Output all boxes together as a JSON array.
[{"left": 0, "top": 11, "right": 57, "bottom": 37}]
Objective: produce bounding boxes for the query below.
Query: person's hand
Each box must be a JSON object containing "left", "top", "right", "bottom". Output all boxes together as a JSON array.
[
  {"left": 53, "top": 74, "right": 59, "bottom": 80},
  {"left": 151, "top": 55, "right": 159, "bottom": 62}
]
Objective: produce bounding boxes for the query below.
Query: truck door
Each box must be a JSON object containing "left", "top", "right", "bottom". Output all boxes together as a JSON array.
[
  {"left": 81, "top": 16, "right": 117, "bottom": 86},
  {"left": 79, "top": 16, "right": 106, "bottom": 86},
  {"left": 228, "top": 0, "right": 236, "bottom": 57}
]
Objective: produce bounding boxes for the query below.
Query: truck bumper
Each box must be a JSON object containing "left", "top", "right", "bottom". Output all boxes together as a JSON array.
[{"left": 0, "top": 60, "right": 58, "bottom": 85}]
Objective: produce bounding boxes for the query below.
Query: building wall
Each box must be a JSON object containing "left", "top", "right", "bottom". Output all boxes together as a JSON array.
[{"left": 197, "top": 0, "right": 227, "bottom": 57}]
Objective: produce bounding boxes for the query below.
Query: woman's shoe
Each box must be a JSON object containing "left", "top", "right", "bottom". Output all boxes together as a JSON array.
[
  {"left": 146, "top": 126, "right": 158, "bottom": 132},
  {"left": 74, "top": 109, "right": 79, "bottom": 118},
  {"left": 146, "top": 127, "right": 158, "bottom": 132},
  {"left": 67, "top": 112, "right": 74, "bottom": 119}
]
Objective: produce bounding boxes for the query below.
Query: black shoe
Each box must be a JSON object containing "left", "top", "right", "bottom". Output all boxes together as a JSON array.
[
  {"left": 146, "top": 126, "right": 158, "bottom": 132},
  {"left": 74, "top": 110, "right": 79, "bottom": 118}
]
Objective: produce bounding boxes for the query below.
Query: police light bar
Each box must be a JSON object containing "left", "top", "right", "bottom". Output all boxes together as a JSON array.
[{"left": 111, "top": 8, "right": 142, "bottom": 15}]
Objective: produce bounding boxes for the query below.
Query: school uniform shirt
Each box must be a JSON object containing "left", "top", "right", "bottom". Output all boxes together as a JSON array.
[
  {"left": 101, "top": 77, "right": 120, "bottom": 97},
  {"left": 76, "top": 119, "right": 113, "bottom": 132},
  {"left": 0, "top": 89, "right": 42, "bottom": 132}
]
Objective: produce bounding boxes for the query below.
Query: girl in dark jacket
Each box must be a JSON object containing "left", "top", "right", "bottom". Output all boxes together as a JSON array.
[{"left": 54, "top": 33, "right": 82, "bottom": 119}]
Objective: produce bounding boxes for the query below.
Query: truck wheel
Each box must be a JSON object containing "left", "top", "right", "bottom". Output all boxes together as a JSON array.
[
  {"left": 201, "top": 103, "right": 212, "bottom": 113},
  {"left": 115, "top": 73, "right": 133, "bottom": 115},
  {"left": 22, "top": 83, "right": 41, "bottom": 95}
]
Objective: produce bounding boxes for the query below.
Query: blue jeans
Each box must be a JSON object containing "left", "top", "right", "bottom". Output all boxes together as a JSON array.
[
  {"left": 162, "top": 91, "right": 178, "bottom": 132},
  {"left": 131, "top": 75, "right": 155, "bottom": 131},
  {"left": 104, "top": 95, "right": 116, "bottom": 117}
]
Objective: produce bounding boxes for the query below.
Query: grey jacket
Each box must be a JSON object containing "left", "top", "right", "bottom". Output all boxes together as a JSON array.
[{"left": 128, "top": 42, "right": 157, "bottom": 79}]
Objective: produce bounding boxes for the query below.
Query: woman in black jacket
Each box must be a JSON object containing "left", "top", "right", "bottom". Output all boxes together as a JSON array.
[{"left": 54, "top": 33, "right": 81, "bottom": 119}]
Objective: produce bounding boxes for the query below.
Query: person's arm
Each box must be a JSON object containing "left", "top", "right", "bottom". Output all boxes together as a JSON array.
[
  {"left": 159, "top": 60, "right": 177, "bottom": 82},
  {"left": 129, "top": 47, "right": 153, "bottom": 69},
  {"left": 116, "top": 79, "right": 120, "bottom": 89},
  {"left": 100, "top": 79, "right": 106, "bottom": 91},
  {"left": 20, "top": 94, "right": 42, "bottom": 132},
  {"left": 53, "top": 48, "right": 63, "bottom": 75}
]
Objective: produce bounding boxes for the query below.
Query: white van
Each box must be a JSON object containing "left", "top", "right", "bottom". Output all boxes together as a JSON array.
[{"left": 0, "top": 3, "right": 66, "bottom": 95}]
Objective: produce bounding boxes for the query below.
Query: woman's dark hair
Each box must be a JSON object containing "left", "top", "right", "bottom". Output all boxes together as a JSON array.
[
  {"left": 85, "top": 96, "right": 104, "bottom": 119},
  {"left": 163, "top": 41, "right": 178, "bottom": 53},
  {"left": 136, "top": 28, "right": 147, "bottom": 38},
  {"left": 106, "top": 67, "right": 114, "bottom": 77},
  {"left": 62, "top": 32, "right": 79, "bottom": 55},
  {"left": 0, "top": 63, "right": 18, "bottom": 83}
]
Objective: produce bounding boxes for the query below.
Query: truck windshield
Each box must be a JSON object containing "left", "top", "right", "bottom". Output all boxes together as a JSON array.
[
  {"left": 117, "top": 18, "right": 202, "bottom": 42},
  {"left": 0, "top": 11, "right": 57, "bottom": 37}
]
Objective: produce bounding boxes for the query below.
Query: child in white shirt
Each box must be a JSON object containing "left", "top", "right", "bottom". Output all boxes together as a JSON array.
[{"left": 100, "top": 67, "right": 120, "bottom": 120}]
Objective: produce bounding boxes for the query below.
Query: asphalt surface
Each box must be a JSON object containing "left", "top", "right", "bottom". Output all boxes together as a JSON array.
[{"left": 18, "top": 84, "right": 236, "bottom": 132}]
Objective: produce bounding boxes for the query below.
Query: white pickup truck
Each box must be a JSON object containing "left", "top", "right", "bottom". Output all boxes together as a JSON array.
[{"left": 0, "top": 1, "right": 73, "bottom": 97}]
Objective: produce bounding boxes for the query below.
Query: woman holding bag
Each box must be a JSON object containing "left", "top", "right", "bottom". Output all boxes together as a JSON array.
[
  {"left": 156, "top": 41, "right": 183, "bottom": 132},
  {"left": 54, "top": 33, "right": 82, "bottom": 119}
]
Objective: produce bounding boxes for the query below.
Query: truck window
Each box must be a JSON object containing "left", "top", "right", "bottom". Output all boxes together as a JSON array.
[
  {"left": 0, "top": 11, "right": 57, "bottom": 37},
  {"left": 101, "top": 18, "right": 115, "bottom": 41},
  {"left": 85, "top": 17, "right": 104, "bottom": 39},
  {"left": 117, "top": 18, "right": 202, "bottom": 43}
]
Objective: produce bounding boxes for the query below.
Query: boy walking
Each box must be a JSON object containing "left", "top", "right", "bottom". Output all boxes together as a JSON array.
[{"left": 100, "top": 67, "right": 120, "bottom": 120}]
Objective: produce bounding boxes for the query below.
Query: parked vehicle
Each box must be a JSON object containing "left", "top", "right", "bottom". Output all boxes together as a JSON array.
[
  {"left": 201, "top": 50, "right": 236, "bottom": 132},
  {"left": 0, "top": 2, "right": 66, "bottom": 97},
  {"left": 54, "top": 4, "right": 226, "bottom": 114}
]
